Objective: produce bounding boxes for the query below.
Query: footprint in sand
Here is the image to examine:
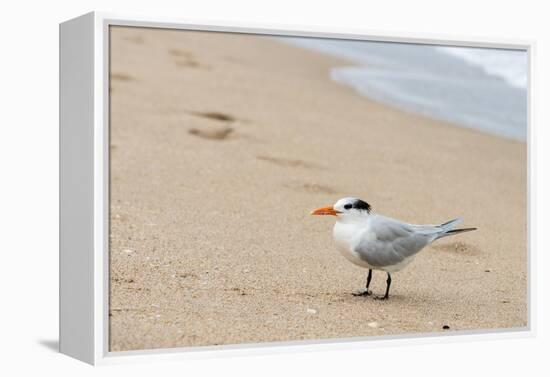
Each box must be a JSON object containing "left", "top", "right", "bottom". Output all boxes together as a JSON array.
[
  {"left": 110, "top": 73, "right": 134, "bottom": 93},
  {"left": 187, "top": 111, "right": 241, "bottom": 141},
  {"left": 256, "top": 155, "right": 322, "bottom": 170},
  {"left": 169, "top": 49, "right": 210, "bottom": 69},
  {"left": 111, "top": 72, "right": 134, "bottom": 82},
  {"left": 191, "top": 111, "right": 236, "bottom": 122},
  {"left": 285, "top": 182, "right": 338, "bottom": 195},
  {"left": 169, "top": 49, "right": 193, "bottom": 58},
  {"left": 176, "top": 60, "right": 205, "bottom": 69},
  {"left": 188, "top": 127, "right": 234, "bottom": 141}
]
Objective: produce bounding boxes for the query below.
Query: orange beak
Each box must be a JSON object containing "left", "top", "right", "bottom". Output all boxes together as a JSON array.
[{"left": 310, "top": 206, "right": 340, "bottom": 216}]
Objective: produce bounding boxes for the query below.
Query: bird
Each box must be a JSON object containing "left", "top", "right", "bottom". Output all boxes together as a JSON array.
[{"left": 310, "top": 197, "right": 477, "bottom": 300}]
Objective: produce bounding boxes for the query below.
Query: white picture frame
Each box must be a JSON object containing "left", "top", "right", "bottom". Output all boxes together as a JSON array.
[{"left": 59, "top": 11, "right": 535, "bottom": 365}]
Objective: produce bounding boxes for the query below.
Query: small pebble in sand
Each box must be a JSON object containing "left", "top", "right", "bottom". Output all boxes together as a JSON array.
[
  {"left": 307, "top": 308, "right": 318, "bottom": 314},
  {"left": 151, "top": 303, "right": 160, "bottom": 308},
  {"left": 123, "top": 249, "right": 134, "bottom": 254},
  {"left": 442, "top": 325, "right": 450, "bottom": 330},
  {"left": 367, "top": 322, "right": 379, "bottom": 328}
]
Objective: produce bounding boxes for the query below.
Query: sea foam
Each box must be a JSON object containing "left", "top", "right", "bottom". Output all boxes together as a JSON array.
[{"left": 280, "top": 37, "right": 527, "bottom": 141}]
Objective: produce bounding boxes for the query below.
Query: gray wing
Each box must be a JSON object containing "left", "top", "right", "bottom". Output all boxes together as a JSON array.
[{"left": 354, "top": 215, "right": 434, "bottom": 267}]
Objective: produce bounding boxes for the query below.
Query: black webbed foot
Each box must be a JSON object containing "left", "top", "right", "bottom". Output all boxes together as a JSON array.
[{"left": 352, "top": 290, "right": 372, "bottom": 297}]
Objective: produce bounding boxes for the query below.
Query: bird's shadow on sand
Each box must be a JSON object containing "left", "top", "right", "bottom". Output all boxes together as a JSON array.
[
  {"left": 430, "top": 241, "right": 480, "bottom": 255},
  {"left": 38, "top": 339, "right": 59, "bottom": 353},
  {"left": 347, "top": 294, "right": 405, "bottom": 304},
  {"left": 339, "top": 291, "right": 439, "bottom": 307}
]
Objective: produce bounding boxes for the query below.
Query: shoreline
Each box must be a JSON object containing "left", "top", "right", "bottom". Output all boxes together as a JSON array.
[
  {"left": 279, "top": 37, "right": 527, "bottom": 141},
  {"left": 109, "top": 27, "right": 527, "bottom": 352}
]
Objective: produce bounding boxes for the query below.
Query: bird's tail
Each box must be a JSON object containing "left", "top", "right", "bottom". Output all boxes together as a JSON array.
[{"left": 436, "top": 217, "right": 477, "bottom": 239}]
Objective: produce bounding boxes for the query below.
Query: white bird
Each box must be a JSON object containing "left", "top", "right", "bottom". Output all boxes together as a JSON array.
[{"left": 311, "top": 197, "right": 476, "bottom": 299}]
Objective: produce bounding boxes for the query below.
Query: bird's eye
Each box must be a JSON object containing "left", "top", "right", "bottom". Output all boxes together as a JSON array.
[{"left": 344, "top": 204, "right": 353, "bottom": 210}]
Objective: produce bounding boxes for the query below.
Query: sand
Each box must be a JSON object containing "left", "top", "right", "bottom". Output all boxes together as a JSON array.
[{"left": 108, "top": 26, "right": 527, "bottom": 352}]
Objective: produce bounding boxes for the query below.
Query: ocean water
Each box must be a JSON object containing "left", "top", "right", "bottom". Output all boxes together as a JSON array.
[{"left": 281, "top": 37, "right": 528, "bottom": 141}]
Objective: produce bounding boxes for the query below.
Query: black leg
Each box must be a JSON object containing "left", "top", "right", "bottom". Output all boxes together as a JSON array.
[
  {"left": 352, "top": 269, "right": 373, "bottom": 296},
  {"left": 384, "top": 273, "right": 391, "bottom": 299},
  {"left": 366, "top": 269, "right": 373, "bottom": 290},
  {"left": 375, "top": 273, "right": 391, "bottom": 300}
]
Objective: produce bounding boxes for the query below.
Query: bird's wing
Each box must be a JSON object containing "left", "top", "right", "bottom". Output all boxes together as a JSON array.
[{"left": 353, "top": 215, "right": 432, "bottom": 267}]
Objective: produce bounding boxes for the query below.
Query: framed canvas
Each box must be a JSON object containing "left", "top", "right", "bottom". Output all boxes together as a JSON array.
[{"left": 59, "top": 12, "right": 533, "bottom": 365}]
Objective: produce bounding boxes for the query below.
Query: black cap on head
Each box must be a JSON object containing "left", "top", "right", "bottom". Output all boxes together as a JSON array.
[{"left": 353, "top": 199, "right": 371, "bottom": 213}]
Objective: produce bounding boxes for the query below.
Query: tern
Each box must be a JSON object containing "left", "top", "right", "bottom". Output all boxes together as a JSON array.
[{"left": 311, "top": 197, "right": 476, "bottom": 299}]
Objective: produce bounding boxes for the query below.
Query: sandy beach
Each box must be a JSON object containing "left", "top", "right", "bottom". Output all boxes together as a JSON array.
[{"left": 109, "top": 26, "right": 527, "bottom": 352}]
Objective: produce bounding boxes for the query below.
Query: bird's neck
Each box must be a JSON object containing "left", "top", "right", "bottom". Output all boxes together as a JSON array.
[{"left": 336, "top": 214, "right": 370, "bottom": 225}]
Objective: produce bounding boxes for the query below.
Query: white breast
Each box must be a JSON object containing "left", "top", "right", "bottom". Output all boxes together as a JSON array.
[{"left": 332, "top": 221, "right": 373, "bottom": 269}]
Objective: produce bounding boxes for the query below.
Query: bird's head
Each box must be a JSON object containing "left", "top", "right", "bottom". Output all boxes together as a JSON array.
[{"left": 310, "top": 197, "right": 372, "bottom": 220}]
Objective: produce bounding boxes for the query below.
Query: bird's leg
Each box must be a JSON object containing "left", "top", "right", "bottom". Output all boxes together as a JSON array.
[
  {"left": 352, "top": 269, "right": 373, "bottom": 296},
  {"left": 384, "top": 273, "right": 392, "bottom": 299},
  {"left": 366, "top": 268, "right": 373, "bottom": 291},
  {"left": 374, "top": 273, "right": 391, "bottom": 300}
]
